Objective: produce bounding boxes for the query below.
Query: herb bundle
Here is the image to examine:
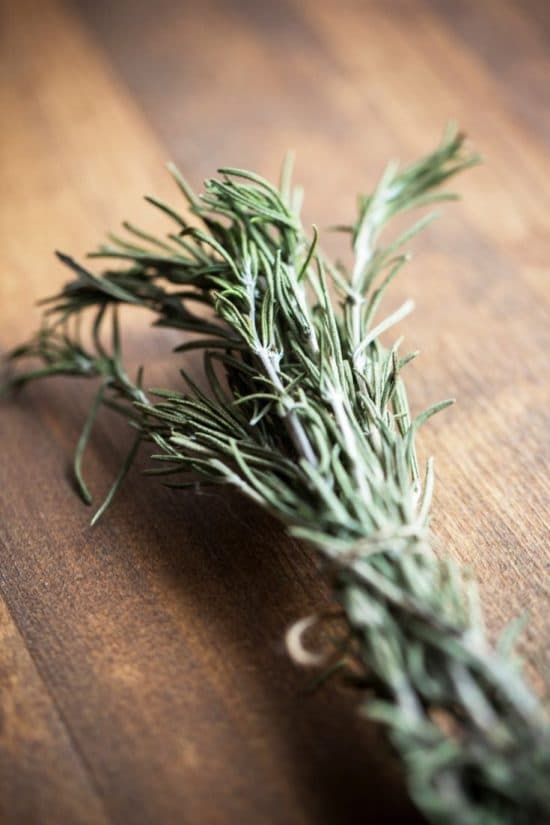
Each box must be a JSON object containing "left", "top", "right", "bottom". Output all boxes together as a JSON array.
[{"left": 5, "top": 127, "right": 549, "bottom": 824}]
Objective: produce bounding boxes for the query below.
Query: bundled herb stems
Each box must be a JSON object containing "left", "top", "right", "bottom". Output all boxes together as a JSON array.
[{"left": 5, "top": 127, "right": 549, "bottom": 823}]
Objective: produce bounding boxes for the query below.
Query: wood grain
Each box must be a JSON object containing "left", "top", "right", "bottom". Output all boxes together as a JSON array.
[{"left": 1, "top": 0, "right": 548, "bottom": 823}]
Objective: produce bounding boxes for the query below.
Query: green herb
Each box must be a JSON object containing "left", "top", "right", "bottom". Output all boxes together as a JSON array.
[{"left": 4, "top": 125, "right": 549, "bottom": 824}]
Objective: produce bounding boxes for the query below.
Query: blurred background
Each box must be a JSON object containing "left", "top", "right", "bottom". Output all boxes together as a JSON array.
[{"left": 1, "top": 1, "right": 548, "bottom": 823}]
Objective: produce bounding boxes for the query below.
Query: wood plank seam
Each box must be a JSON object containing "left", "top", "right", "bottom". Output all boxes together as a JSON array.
[{"left": 0, "top": 546, "right": 114, "bottom": 824}]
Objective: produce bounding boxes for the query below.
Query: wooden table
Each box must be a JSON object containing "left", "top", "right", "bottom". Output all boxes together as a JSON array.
[{"left": 1, "top": 1, "right": 548, "bottom": 822}]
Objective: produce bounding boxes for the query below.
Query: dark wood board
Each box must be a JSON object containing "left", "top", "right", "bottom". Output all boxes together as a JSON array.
[{"left": 1, "top": 0, "right": 548, "bottom": 822}]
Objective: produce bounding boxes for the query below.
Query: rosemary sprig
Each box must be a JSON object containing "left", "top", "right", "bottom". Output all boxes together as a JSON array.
[{"left": 4, "top": 126, "right": 549, "bottom": 824}]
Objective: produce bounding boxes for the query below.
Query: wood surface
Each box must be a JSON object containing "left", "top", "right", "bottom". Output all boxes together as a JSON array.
[{"left": 0, "top": 0, "right": 548, "bottom": 823}]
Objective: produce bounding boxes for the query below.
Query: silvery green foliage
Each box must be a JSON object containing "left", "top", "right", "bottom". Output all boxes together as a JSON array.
[{"left": 7, "top": 127, "right": 549, "bottom": 823}]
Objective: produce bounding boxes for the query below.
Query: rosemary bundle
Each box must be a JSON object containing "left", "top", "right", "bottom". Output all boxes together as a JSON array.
[{"left": 4, "top": 127, "right": 549, "bottom": 824}]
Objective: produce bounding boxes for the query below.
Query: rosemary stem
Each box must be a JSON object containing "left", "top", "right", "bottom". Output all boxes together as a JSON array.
[
  {"left": 257, "top": 345, "right": 318, "bottom": 466},
  {"left": 5, "top": 127, "right": 548, "bottom": 824}
]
